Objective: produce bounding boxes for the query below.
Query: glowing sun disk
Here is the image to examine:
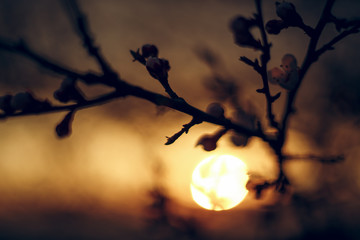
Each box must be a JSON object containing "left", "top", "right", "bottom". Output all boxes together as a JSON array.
[{"left": 190, "top": 155, "right": 249, "bottom": 211}]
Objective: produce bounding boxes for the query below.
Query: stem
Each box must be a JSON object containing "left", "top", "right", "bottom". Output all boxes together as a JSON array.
[
  {"left": 161, "top": 80, "right": 179, "bottom": 99},
  {"left": 62, "top": 0, "right": 115, "bottom": 76},
  {"left": 279, "top": 0, "right": 336, "bottom": 147},
  {"left": 165, "top": 118, "right": 202, "bottom": 145},
  {"left": 315, "top": 24, "right": 360, "bottom": 59},
  {"left": 255, "top": 0, "right": 279, "bottom": 129}
]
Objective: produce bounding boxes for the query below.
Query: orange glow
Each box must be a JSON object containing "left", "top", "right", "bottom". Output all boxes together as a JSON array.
[{"left": 190, "top": 155, "right": 249, "bottom": 211}]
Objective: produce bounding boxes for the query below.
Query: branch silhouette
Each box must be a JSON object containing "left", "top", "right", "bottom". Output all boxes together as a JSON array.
[{"left": 0, "top": 0, "right": 359, "bottom": 197}]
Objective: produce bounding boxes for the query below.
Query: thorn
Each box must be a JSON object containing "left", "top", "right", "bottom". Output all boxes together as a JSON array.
[{"left": 256, "top": 88, "right": 265, "bottom": 93}]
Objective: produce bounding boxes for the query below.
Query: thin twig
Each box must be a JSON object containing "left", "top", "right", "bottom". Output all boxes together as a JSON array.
[
  {"left": 62, "top": 0, "right": 115, "bottom": 77},
  {"left": 0, "top": 0, "right": 357, "bottom": 195},
  {"left": 165, "top": 118, "right": 202, "bottom": 145},
  {"left": 0, "top": 39, "right": 100, "bottom": 85},
  {"left": 315, "top": 25, "right": 360, "bottom": 59},
  {"left": 239, "top": 56, "right": 261, "bottom": 73},
  {"left": 254, "top": 0, "right": 279, "bottom": 129},
  {"left": 279, "top": 0, "right": 337, "bottom": 147},
  {"left": 159, "top": 78, "right": 179, "bottom": 99},
  {"left": 0, "top": 91, "right": 122, "bottom": 119},
  {"left": 298, "top": 24, "right": 315, "bottom": 37},
  {"left": 0, "top": 37, "right": 264, "bottom": 140},
  {"left": 259, "top": 0, "right": 339, "bottom": 192}
]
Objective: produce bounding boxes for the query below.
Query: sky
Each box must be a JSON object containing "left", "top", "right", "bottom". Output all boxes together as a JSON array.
[{"left": 0, "top": 0, "right": 360, "bottom": 239}]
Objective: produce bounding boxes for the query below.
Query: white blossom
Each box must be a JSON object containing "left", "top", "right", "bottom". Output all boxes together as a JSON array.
[{"left": 268, "top": 53, "right": 299, "bottom": 90}]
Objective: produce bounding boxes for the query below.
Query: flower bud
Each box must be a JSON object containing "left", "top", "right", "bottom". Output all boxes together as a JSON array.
[
  {"left": 231, "top": 16, "right": 249, "bottom": 33},
  {"left": 196, "top": 128, "right": 227, "bottom": 152},
  {"left": 196, "top": 135, "right": 217, "bottom": 151},
  {"left": 9, "top": 92, "right": 51, "bottom": 113},
  {"left": 10, "top": 92, "right": 35, "bottom": 111},
  {"left": 230, "top": 134, "right": 248, "bottom": 147},
  {"left": 56, "top": 111, "right": 74, "bottom": 138},
  {"left": 279, "top": 69, "right": 299, "bottom": 90},
  {"left": 268, "top": 54, "right": 299, "bottom": 90},
  {"left": 146, "top": 57, "right": 170, "bottom": 81},
  {"left": 281, "top": 54, "right": 297, "bottom": 72},
  {"left": 268, "top": 67, "right": 286, "bottom": 84},
  {"left": 54, "top": 78, "right": 85, "bottom": 103},
  {"left": 206, "top": 102, "right": 225, "bottom": 118},
  {"left": 0, "top": 94, "right": 13, "bottom": 114},
  {"left": 276, "top": 1, "right": 303, "bottom": 26},
  {"left": 265, "top": 19, "right": 286, "bottom": 34},
  {"left": 230, "top": 16, "right": 261, "bottom": 49},
  {"left": 141, "top": 44, "right": 159, "bottom": 58},
  {"left": 230, "top": 105, "right": 257, "bottom": 148}
]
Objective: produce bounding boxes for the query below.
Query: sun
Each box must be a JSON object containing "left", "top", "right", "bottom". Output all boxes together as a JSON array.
[{"left": 190, "top": 155, "right": 249, "bottom": 211}]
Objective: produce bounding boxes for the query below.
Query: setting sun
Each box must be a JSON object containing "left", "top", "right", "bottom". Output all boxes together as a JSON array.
[{"left": 190, "top": 155, "right": 249, "bottom": 211}]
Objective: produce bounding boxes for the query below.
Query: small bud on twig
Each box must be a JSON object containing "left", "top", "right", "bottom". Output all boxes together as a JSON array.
[
  {"left": 54, "top": 78, "right": 86, "bottom": 103},
  {"left": 130, "top": 48, "right": 146, "bottom": 64},
  {"left": 230, "top": 16, "right": 262, "bottom": 50},
  {"left": 11, "top": 92, "right": 35, "bottom": 111},
  {"left": 230, "top": 103, "right": 257, "bottom": 147},
  {"left": 206, "top": 102, "right": 225, "bottom": 118},
  {"left": 146, "top": 56, "right": 170, "bottom": 82},
  {"left": 141, "top": 44, "right": 159, "bottom": 58},
  {"left": 7, "top": 91, "right": 51, "bottom": 113},
  {"left": 273, "top": 1, "right": 314, "bottom": 36},
  {"left": 55, "top": 111, "right": 75, "bottom": 138},
  {"left": 265, "top": 19, "right": 287, "bottom": 35},
  {"left": 196, "top": 134, "right": 218, "bottom": 151},
  {"left": 275, "top": 1, "right": 303, "bottom": 27},
  {"left": 196, "top": 128, "right": 227, "bottom": 151},
  {"left": 0, "top": 94, "right": 14, "bottom": 114}
]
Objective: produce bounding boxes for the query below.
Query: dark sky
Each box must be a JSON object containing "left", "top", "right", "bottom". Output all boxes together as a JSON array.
[{"left": 0, "top": 0, "right": 360, "bottom": 239}]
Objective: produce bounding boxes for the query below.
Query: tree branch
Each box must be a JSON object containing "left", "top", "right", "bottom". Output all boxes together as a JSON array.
[
  {"left": 0, "top": 39, "right": 76, "bottom": 79},
  {"left": 0, "top": 0, "right": 357, "bottom": 198},
  {"left": 0, "top": 91, "right": 122, "bottom": 119},
  {"left": 0, "top": 37, "right": 266, "bottom": 142},
  {"left": 279, "top": 0, "right": 337, "bottom": 147},
  {"left": 165, "top": 118, "right": 202, "bottom": 145},
  {"left": 254, "top": 0, "right": 279, "bottom": 129},
  {"left": 315, "top": 24, "right": 360, "bottom": 59},
  {"left": 0, "top": 39, "right": 102, "bottom": 85},
  {"left": 61, "top": 0, "right": 116, "bottom": 78}
]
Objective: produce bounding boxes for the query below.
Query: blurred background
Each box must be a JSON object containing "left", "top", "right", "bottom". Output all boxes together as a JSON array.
[{"left": 0, "top": 0, "right": 360, "bottom": 239}]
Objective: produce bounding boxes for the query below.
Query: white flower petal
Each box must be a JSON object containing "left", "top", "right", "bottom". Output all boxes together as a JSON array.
[
  {"left": 279, "top": 69, "right": 299, "bottom": 90},
  {"left": 268, "top": 67, "right": 286, "bottom": 84},
  {"left": 281, "top": 54, "right": 297, "bottom": 72}
]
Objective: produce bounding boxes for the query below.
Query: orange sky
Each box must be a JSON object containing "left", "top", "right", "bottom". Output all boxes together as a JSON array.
[{"left": 1, "top": 0, "right": 360, "bottom": 239}]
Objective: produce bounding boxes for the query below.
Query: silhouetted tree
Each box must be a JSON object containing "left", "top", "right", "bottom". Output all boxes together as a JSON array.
[{"left": 0, "top": 0, "right": 359, "bottom": 212}]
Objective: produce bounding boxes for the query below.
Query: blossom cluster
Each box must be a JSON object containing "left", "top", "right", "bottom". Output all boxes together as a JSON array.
[
  {"left": 268, "top": 54, "right": 299, "bottom": 90},
  {"left": 196, "top": 102, "right": 257, "bottom": 151},
  {"left": 0, "top": 92, "right": 51, "bottom": 114},
  {"left": 266, "top": 1, "right": 307, "bottom": 35}
]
